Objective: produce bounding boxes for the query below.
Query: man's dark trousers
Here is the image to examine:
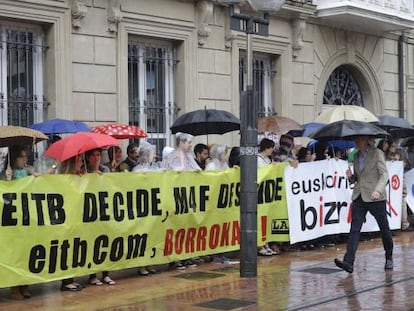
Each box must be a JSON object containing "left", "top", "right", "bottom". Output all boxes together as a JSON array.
[{"left": 344, "top": 196, "right": 393, "bottom": 265}]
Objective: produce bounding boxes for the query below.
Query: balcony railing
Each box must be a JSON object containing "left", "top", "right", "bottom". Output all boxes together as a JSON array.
[
  {"left": 288, "top": 0, "right": 314, "bottom": 4},
  {"left": 314, "top": 0, "right": 414, "bottom": 33},
  {"left": 316, "top": 0, "right": 413, "bottom": 15}
]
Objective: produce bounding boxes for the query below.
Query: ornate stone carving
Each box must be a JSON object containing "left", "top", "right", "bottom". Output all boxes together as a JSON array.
[
  {"left": 197, "top": 0, "right": 214, "bottom": 46},
  {"left": 108, "top": 0, "right": 122, "bottom": 33},
  {"left": 72, "top": 0, "right": 88, "bottom": 28},
  {"left": 222, "top": 2, "right": 241, "bottom": 49},
  {"left": 225, "top": 31, "right": 237, "bottom": 48},
  {"left": 291, "top": 17, "right": 306, "bottom": 58}
]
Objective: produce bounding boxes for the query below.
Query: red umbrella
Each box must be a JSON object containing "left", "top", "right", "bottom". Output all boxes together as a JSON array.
[
  {"left": 44, "top": 132, "right": 119, "bottom": 162},
  {"left": 92, "top": 123, "right": 147, "bottom": 139}
]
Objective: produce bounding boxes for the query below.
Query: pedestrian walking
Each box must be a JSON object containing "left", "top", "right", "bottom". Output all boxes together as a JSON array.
[{"left": 335, "top": 135, "right": 393, "bottom": 273}]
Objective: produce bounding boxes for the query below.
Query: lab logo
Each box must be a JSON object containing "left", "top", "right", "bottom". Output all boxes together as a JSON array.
[{"left": 271, "top": 219, "right": 289, "bottom": 234}]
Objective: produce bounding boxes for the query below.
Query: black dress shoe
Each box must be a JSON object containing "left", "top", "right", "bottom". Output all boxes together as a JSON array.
[
  {"left": 334, "top": 258, "right": 353, "bottom": 273},
  {"left": 384, "top": 259, "right": 393, "bottom": 270}
]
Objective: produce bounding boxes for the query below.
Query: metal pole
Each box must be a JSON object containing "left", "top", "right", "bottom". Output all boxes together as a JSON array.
[
  {"left": 398, "top": 32, "right": 405, "bottom": 119},
  {"left": 240, "top": 16, "right": 258, "bottom": 278}
]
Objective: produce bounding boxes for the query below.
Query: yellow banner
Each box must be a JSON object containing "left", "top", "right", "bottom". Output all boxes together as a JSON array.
[{"left": 0, "top": 163, "right": 288, "bottom": 287}]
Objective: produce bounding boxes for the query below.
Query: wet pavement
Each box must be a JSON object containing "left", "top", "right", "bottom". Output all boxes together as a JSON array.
[{"left": 1, "top": 231, "right": 414, "bottom": 310}]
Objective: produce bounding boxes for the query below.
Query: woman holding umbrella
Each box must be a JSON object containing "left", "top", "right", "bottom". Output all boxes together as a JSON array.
[
  {"left": 6, "top": 146, "right": 34, "bottom": 299},
  {"left": 44, "top": 133, "right": 120, "bottom": 287},
  {"left": 0, "top": 126, "right": 47, "bottom": 299},
  {"left": 59, "top": 154, "right": 84, "bottom": 292},
  {"left": 83, "top": 148, "right": 110, "bottom": 174},
  {"left": 83, "top": 148, "right": 116, "bottom": 286},
  {"left": 6, "top": 146, "right": 35, "bottom": 179}
]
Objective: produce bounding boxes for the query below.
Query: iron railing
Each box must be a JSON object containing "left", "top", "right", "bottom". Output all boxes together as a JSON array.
[
  {"left": 239, "top": 55, "right": 276, "bottom": 117},
  {"left": 1, "top": 29, "right": 48, "bottom": 127},
  {"left": 128, "top": 42, "right": 179, "bottom": 157}
]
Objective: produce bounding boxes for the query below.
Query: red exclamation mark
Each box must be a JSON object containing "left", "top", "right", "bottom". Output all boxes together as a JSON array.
[
  {"left": 347, "top": 202, "right": 352, "bottom": 223},
  {"left": 261, "top": 216, "right": 267, "bottom": 242}
]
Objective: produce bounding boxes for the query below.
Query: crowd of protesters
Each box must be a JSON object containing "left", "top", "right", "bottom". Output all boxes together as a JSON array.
[
  {"left": 2, "top": 132, "right": 414, "bottom": 299},
  {"left": 0, "top": 133, "right": 235, "bottom": 298}
]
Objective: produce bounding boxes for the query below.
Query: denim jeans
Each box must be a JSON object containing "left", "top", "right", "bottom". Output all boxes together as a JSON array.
[{"left": 344, "top": 196, "right": 393, "bottom": 265}]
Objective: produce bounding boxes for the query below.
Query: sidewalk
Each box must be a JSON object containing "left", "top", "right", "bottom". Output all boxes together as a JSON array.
[{"left": 1, "top": 231, "right": 414, "bottom": 310}]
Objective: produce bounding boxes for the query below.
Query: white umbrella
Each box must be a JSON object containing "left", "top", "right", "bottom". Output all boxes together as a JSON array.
[{"left": 314, "top": 105, "right": 379, "bottom": 124}]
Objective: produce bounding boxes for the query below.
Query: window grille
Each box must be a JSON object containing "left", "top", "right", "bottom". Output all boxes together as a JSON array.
[
  {"left": 128, "top": 40, "right": 179, "bottom": 157},
  {"left": 0, "top": 26, "right": 47, "bottom": 127},
  {"left": 323, "top": 65, "right": 363, "bottom": 106},
  {"left": 239, "top": 54, "right": 276, "bottom": 117},
  {"left": 289, "top": 0, "right": 313, "bottom": 5}
]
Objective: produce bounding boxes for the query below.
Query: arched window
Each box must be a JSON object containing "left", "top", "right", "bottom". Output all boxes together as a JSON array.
[{"left": 323, "top": 66, "right": 363, "bottom": 106}]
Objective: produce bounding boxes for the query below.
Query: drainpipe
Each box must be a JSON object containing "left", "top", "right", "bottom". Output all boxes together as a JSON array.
[{"left": 398, "top": 31, "right": 405, "bottom": 118}]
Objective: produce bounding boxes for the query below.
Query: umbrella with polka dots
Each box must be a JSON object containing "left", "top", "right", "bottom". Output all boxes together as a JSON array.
[{"left": 92, "top": 124, "right": 147, "bottom": 139}]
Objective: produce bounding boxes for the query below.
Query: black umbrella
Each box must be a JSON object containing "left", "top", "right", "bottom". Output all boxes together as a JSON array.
[
  {"left": 389, "top": 127, "right": 414, "bottom": 138},
  {"left": 170, "top": 109, "right": 240, "bottom": 136},
  {"left": 311, "top": 120, "right": 389, "bottom": 141},
  {"left": 376, "top": 115, "right": 411, "bottom": 129},
  {"left": 401, "top": 137, "right": 414, "bottom": 147},
  {"left": 375, "top": 115, "right": 414, "bottom": 138}
]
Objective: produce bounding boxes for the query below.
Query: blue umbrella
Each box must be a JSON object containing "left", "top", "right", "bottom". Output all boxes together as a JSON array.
[
  {"left": 307, "top": 139, "right": 355, "bottom": 160},
  {"left": 328, "top": 140, "right": 355, "bottom": 150},
  {"left": 302, "top": 122, "right": 325, "bottom": 137},
  {"left": 288, "top": 122, "right": 325, "bottom": 137},
  {"left": 29, "top": 118, "right": 92, "bottom": 135}
]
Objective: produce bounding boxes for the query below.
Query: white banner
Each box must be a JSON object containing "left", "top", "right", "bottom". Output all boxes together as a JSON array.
[
  {"left": 405, "top": 168, "right": 414, "bottom": 213},
  {"left": 285, "top": 159, "right": 403, "bottom": 244}
]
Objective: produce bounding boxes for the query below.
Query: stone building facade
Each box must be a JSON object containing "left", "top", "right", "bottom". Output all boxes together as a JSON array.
[{"left": 0, "top": 0, "right": 413, "bottom": 150}]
